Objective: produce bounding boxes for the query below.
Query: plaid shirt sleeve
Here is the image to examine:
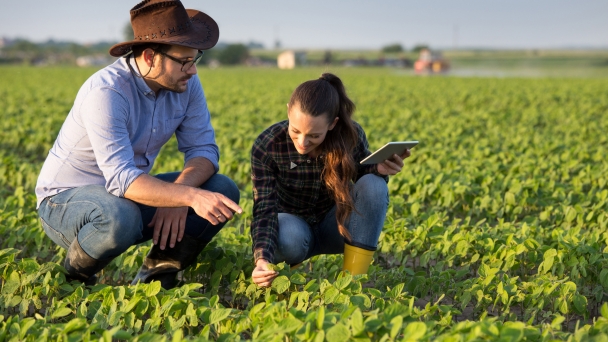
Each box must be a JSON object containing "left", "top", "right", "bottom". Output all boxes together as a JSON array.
[
  {"left": 250, "top": 134, "right": 279, "bottom": 263},
  {"left": 353, "top": 122, "right": 389, "bottom": 182}
]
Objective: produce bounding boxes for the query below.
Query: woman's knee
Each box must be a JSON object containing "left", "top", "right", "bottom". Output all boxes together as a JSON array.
[{"left": 354, "top": 174, "right": 389, "bottom": 203}]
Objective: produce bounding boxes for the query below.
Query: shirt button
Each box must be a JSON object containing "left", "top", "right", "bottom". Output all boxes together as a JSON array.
[
  {"left": 307, "top": 160, "right": 311, "bottom": 163},
  {"left": 153, "top": 128, "right": 156, "bottom": 133}
]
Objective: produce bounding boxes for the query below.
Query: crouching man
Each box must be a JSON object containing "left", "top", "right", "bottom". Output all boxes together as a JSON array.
[{"left": 35, "top": 0, "right": 241, "bottom": 289}]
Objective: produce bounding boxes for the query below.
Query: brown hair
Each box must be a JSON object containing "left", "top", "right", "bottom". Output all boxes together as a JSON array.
[
  {"left": 288, "top": 73, "right": 358, "bottom": 241},
  {"left": 131, "top": 43, "right": 171, "bottom": 58}
]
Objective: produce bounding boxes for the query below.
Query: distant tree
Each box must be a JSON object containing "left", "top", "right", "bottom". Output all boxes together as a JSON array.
[
  {"left": 323, "top": 50, "right": 332, "bottom": 65},
  {"left": 412, "top": 44, "right": 430, "bottom": 53},
  {"left": 123, "top": 22, "right": 134, "bottom": 41},
  {"left": 218, "top": 44, "right": 249, "bottom": 65},
  {"left": 247, "top": 41, "right": 265, "bottom": 49},
  {"left": 382, "top": 43, "right": 404, "bottom": 53}
]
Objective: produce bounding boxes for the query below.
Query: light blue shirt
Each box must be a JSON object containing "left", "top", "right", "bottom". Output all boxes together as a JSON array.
[{"left": 35, "top": 57, "right": 219, "bottom": 207}]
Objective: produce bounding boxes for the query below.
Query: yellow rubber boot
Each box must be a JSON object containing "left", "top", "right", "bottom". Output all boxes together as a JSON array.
[{"left": 343, "top": 243, "right": 375, "bottom": 275}]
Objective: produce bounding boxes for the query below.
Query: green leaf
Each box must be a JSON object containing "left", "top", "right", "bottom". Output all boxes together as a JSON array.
[
  {"left": 402, "top": 322, "right": 427, "bottom": 340},
  {"left": 411, "top": 202, "right": 420, "bottom": 216},
  {"left": 271, "top": 275, "right": 290, "bottom": 294},
  {"left": 350, "top": 309, "right": 364, "bottom": 336},
  {"left": 279, "top": 317, "right": 303, "bottom": 333},
  {"left": 335, "top": 273, "right": 352, "bottom": 290},
  {"left": 52, "top": 307, "right": 72, "bottom": 319},
  {"left": 266, "top": 263, "right": 280, "bottom": 271},
  {"left": 601, "top": 303, "right": 608, "bottom": 319},
  {"left": 290, "top": 273, "right": 307, "bottom": 285},
  {"left": 350, "top": 294, "right": 371, "bottom": 309},
  {"left": 316, "top": 306, "right": 325, "bottom": 330},
  {"left": 389, "top": 315, "right": 403, "bottom": 338},
  {"left": 573, "top": 294, "right": 587, "bottom": 314},
  {"left": 326, "top": 323, "right": 350, "bottom": 342},
  {"left": 505, "top": 192, "right": 516, "bottom": 205},
  {"left": 209, "top": 308, "right": 232, "bottom": 325},
  {"left": 145, "top": 281, "right": 161, "bottom": 297},
  {"left": 323, "top": 286, "right": 340, "bottom": 304}
]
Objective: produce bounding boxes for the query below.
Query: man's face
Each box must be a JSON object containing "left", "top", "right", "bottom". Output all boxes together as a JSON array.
[{"left": 152, "top": 45, "right": 200, "bottom": 93}]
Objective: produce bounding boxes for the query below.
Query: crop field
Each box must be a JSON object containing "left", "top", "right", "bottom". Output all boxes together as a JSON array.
[{"left": 1, "top": 65, "right": 608, "bottom": 341}]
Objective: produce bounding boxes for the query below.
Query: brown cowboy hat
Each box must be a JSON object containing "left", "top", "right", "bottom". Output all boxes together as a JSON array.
[{"left": 109, "top": 0, "right": 219, "bottom": 57}]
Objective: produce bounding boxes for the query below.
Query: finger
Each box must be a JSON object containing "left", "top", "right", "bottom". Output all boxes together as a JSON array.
[
  {"left": 169, "top": 219, "right": 179, "bottom": 248},
  {"left": 217, "top": 207, "right": 233, "bottom": 221},
  {"left": 253, "top": 270, "right": 278, "bottom": 278},
  {"left": 252, "top": 272, "right": 278, "bottom": 283},
  {"left": 210, "top": 211, "right": 226, "bottom": 224},
  {"left": 254, "top": 275, "right": 277, "bottom": 284},
  {"left": 177, "top": 214, "right": 186, "bottom": 243},
  {"left": 383, "top": 159, "right": 402, "bottom": 173},
  {"left": 390, "top": 154, "right": 405, "bottom": 167},
  {"left": 158, "top": 220, "right": 170, "bottom": 250},
  {"left": 148, "top": 210, "right": 157, "bottom": 228},
  {"left": 401, "top": 149, "right": 411, "bottom": 159},
  {"left": 204, "top": 212, "right": 220, "bottom": 226},
  {"left": 152, "top": 212, "right": 163, "bottom": 245},
  {"left": 218, "top": 194, "right": 243, "bottom": 214}
]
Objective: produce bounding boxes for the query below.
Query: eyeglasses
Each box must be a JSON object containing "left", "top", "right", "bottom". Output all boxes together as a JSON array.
[{"left": 154, "top": 49, "right": 204, "bottom": 72}]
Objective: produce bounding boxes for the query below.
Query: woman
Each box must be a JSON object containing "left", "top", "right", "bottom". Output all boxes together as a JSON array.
[{"left": 250, "top": 73, "right": 410, "bottom": 287}]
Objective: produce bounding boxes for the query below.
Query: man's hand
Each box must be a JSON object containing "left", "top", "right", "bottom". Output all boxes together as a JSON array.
[
  {"left": 377, "top": 149, "right": 411, "bottom": 175},
  {"left": 189, "top": 189, "right": 242, "bottom": 226},
  {"left": 252, "top": 259, "right": 278, "bottom": 287},
  {"left": 149, "top": 207, "right": 188, "bottom": 250}
]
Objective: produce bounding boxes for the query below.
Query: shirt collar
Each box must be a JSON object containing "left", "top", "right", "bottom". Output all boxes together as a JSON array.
[{"left": 125, "top": 55, "right": 155, "bottom": 96}]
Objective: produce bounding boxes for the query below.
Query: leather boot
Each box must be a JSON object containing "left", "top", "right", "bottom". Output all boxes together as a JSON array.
[
  {"left": 343, "top": 243, "right": 376, "bottom": 275},
  {"left": 64, "top": 238, "right": 115, "bottom": 286},
  {"left": 131, "top": 236, "right": 208, "bottom": 289}
]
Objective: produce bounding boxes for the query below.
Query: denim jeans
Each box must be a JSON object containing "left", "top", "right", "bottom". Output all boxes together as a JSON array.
[
  {"left": 273, "top": 174, "right": 389, "bottom": 265},
  {"left": 38, "top": 173, "right": 240, "bottom": 260}
]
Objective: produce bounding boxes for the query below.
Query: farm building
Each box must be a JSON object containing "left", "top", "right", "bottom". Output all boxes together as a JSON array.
[{"left": 277, "top": 50, "right": 307, "bottom": 69}]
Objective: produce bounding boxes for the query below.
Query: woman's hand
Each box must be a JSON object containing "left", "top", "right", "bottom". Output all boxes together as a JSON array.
[
  {"left": 252, "top": 259, "right": 278, "bottom": 287},
  {"left": 377, "top": 149, "right": 411, "bottom": 175}
]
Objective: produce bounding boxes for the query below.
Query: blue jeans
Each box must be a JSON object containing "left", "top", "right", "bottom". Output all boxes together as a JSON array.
[
  {"left": 273, "top": 174, "right": 389, "bottom": 265},
  {"left": 38, "top": 173, "right": 240, "bottom": 260}
]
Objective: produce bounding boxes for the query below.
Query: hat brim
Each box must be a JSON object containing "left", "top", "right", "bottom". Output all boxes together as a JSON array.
[{"left": 109, "top": 9, "right": 219, "bottom": 57}]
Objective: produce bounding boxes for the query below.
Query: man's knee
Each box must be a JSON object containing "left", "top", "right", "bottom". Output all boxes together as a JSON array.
[
  {"left": 201, "top": 174, "right": 240, "bottom": 204},
  {"left": 94, "top": 198, "right": 143, "bottom": 248}
]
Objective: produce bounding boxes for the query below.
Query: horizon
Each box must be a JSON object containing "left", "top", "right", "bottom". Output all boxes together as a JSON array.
[{"left": 1, "top": 1, "right": 607, "bottom": 51}]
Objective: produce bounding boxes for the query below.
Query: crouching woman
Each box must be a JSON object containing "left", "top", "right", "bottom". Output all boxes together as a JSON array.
[{"left": 249, "top": 73, "right": 411, "bottom": 287}]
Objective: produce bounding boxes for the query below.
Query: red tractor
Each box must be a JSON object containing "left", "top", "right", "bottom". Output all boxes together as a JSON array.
[{"left": 414, "top": 49, "right": 450, "bottom": 74}]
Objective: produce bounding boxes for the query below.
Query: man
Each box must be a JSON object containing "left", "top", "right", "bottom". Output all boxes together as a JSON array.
[{"left": 35, "top": 0, "right": 242, "bottom": 289}]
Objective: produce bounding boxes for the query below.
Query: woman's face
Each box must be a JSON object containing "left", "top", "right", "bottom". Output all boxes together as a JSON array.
[{"left": 287, "top": 103, "right": 338, "bottom": 157}]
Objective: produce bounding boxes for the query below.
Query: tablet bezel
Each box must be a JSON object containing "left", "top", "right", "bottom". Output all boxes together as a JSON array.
[{"left": 360, "top": 141, "right": 418, "bottom": 165}]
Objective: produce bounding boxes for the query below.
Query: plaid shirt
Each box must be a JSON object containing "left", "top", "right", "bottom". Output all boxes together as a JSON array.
[{"left": 250, "top": 120, "right": 387, "bottom": 262}]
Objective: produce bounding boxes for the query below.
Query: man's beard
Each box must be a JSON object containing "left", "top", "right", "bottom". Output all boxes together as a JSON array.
[{"left": 161, "top": 75, "right": 191, "bottom": 93}]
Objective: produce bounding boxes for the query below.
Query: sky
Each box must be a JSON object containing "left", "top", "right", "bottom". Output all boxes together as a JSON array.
[{"left": 1, "top": 0, "right": 607, "bottom": 50}]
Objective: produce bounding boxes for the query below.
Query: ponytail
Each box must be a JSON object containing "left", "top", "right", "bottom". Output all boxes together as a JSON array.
[{"left": 289, "top": 73, "right": 359, "bottom": 241}]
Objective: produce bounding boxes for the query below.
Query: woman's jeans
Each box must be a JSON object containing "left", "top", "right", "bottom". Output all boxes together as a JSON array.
[
  {"left": 37, "top": 173, "right": 240, "bottom": 260},
  {"left": 273, "top": 174, "right": 389, "bottom": 265}
]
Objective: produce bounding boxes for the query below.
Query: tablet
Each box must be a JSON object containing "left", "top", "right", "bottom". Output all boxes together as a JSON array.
[{"left": 360, "top": 141, "right": 419, "bottom": 165}]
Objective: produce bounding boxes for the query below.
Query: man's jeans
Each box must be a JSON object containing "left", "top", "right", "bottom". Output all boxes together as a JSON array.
[
  {"left": 38, "top": 173, "right": 240, "bottom": 260},
  {"left": 273, "top": 174, "right": 389, "bottom": 265}
]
